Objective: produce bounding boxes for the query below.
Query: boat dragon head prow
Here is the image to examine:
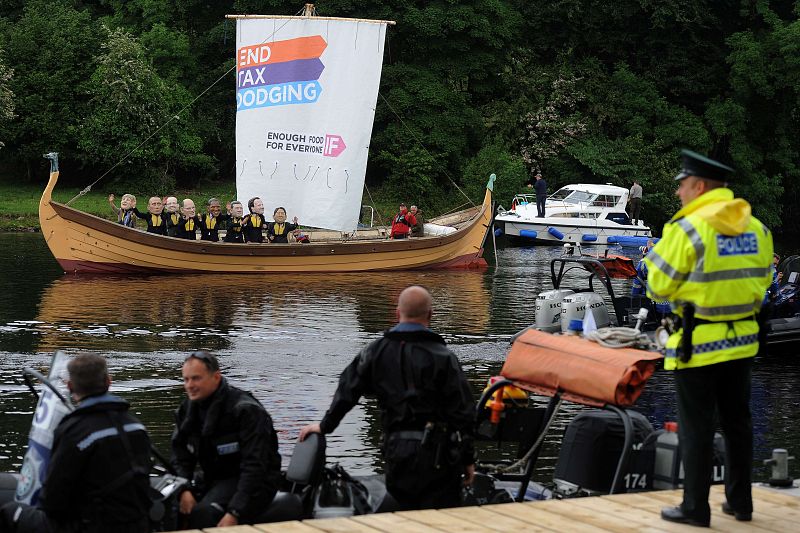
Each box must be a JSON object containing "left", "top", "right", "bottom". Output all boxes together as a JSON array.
[{"left": 43, "top": 152, "right": 59, "bottom": 173}]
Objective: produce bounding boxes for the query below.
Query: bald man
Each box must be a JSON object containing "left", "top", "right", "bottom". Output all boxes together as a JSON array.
[{"left": 300, "top": 286, "right": 476, "bottom": 510}]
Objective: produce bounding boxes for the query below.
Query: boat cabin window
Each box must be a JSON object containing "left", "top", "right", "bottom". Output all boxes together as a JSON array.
[
  {"left": 591, "top": 195, "right": 619, "bottom": 207},
  {"left": 549, "top": 188, "right": 574, "bottom": 201},
  {"left": 579, "top": 212, "right": 600, "bottom": 219},
  {"left": 563, "top": 191, "right": 594, "bottom": 205},
  {"left": 551, "top": 212, "right": 578, "bottom": 218},
  {"left": 606, "top": 212, "right": 631, "bottom": 225}
]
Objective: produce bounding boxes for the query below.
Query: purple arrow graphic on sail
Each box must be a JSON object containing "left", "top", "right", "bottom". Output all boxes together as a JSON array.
[{"left": 237, "top": 58, "right": 325, "bottom": 89}]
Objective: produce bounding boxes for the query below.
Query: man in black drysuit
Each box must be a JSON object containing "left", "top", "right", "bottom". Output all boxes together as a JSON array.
[
  {"left": 172, "top": 351, "right": 281, "bottom": 528},
  {"left": 0, "top": 354, "right": 152, "bottom": 533},
  {"left": 300, "top": 285, "right": 476, "bottom": 510}
]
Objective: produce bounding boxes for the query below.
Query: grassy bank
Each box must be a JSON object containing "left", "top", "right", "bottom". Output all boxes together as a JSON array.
[
  {"left": 0, "top": 181, "right": 430, "bottom": 231},
  {"left": 0, "top": 182, "right": 239, "bottom": 231}
]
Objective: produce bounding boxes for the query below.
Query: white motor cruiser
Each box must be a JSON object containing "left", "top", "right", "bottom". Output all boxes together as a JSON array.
[{"left": 495, "top": 183, "right": 652, "bottom": 246}]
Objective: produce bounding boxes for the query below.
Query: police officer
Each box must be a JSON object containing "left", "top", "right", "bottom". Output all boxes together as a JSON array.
[
  {"left": 0, "top": 354, "right": 152, "bottom": 533},
  {"left": 172, "top": 351, "right": 281, "bottom": 528},
  {"left": 645, "top": 150, "right": 773, "bottom": 527},
  {"left": 299, "top": 285, "right": 476, "bottom": 510}
]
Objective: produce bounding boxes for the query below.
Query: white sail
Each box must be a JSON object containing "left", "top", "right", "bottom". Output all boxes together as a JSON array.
[{"left": 235, "top": 16, "right": 387, "bottom": 232}]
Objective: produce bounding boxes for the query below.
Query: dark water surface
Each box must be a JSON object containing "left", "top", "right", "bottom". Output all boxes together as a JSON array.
[{"left": 1, "top": 233, "right": 798, "bottom": 483}]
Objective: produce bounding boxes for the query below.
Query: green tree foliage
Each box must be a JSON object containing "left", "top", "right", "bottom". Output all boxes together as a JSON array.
[
  {"left": 0, "top": 50, "right": 14, "bottom": 149},
  {"left": 462, "top": 140, "right": 527, "bottom": 206},
  {"left": 79, "top": 26, "right": 211, "bottom": 194},
  {"left": 0, "top": 0, "right": 797, "bottom": 238},
  {"left": 0, "top": 0, "right": 100, "bottom": 177}
]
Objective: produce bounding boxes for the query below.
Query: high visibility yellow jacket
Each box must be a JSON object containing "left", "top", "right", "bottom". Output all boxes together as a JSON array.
[{"left": 644, "top": 187, "right": 773, "bottom": 370}]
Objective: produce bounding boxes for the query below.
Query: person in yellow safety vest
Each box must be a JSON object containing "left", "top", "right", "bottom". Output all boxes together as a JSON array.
[{"left": 646, "top": 149, "right": 773, "bottom": 528}]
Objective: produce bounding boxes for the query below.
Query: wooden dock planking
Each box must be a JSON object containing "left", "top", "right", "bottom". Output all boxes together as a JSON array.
[
  {"left": 390, "top": 509, "right": 497, "bottom": 532},
  {"left": 351, "top": 511, "right": 445, "bottom": 532},
  {"left": 438, "top": 505, "right": 550, "bottom": 532},
  {"left": 569, "top": 497, "right": 697, "bottom": 532},
  {"left": 487, "top": 501, "right": 611, "bottom": 532},
  {"left": 254, "top": 521, "right": 325, "bottom": 532},
  {"left": 192, "top": 484, "right": 800, "bottom": 532}
]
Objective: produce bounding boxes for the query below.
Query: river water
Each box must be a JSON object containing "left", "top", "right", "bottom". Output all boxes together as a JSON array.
[{"left": 1, "top": 232, "right": 798, "bottom": 483}]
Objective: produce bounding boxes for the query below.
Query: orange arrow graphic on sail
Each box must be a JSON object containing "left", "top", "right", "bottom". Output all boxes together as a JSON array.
[{"left": 237, "top": 35, "right": 328, "bottom": 70}]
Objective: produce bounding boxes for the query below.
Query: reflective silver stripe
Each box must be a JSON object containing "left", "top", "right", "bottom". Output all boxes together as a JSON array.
[
  {"left": 676, "top": 218, "right": 705, "bottom": 271},
  {"left": 76, "top": 422, "right": 146, "bottom": 451},
  {"left": 694, "top": 302, "right": 757, "bottom": 317},
  {"left": 687, "top": 266, "right": 771, "bottom": 283},
  {"left": 647, "top": 250, "right": 688, "bottom": 281}
]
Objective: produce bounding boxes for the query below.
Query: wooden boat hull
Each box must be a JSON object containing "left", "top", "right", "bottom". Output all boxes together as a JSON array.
[{"left": 39, "top": 168, "right": 492, "bottom": 274}]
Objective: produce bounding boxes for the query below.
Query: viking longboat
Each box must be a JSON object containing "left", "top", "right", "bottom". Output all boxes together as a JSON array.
[
  {"left": 38, "top": 10, "right": 494, "bottom": 274},
  {"left": 39, "top": 155, "right": 493, "bottom": 274}
]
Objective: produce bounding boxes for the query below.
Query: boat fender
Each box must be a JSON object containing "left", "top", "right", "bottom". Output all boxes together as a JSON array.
[
  {"left": 519, "top": 229, "right": 538, "bottom": 239},
  {"left": 582, "top": 234, "right": 597, "bottom": 242},
  {"left": 494, "top": 227, "right": 503, "bottom": 237},
  {"left": 607, "top": 236, "right": 620, "bottom": 244},
  {"left": 547, "top": 227, "right": 564, "bottom": 240}
]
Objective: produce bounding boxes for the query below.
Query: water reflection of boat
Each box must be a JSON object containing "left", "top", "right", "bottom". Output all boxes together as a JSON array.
[
  {"left": 33, "top": 271, "right": 491, "bottom": 352},
  {"left": 495, "top": 183, "right": 652, "bottom": 245}
]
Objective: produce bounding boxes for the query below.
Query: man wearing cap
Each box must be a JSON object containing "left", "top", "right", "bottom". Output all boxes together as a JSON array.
[
  {"left": 645, "top": 150, "right": 773, "bottom": 527},
  {"left": 172, "top": 352, "right": 282, "bottom": 528},
  {"left": 534, "top": 173, "right": 547, "bottom": 217}
]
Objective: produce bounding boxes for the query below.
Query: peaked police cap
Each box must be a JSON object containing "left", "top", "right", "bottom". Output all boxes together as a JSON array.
[{"left": 674, "top": 149, "right": 735, "bottom": 182}]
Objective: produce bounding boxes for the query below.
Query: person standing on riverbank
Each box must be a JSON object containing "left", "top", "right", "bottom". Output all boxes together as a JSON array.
[
  {"left": 645, "top": 150, "right": 773, "bottom": 527},
  {"left": 172, "top": 351, "right": 281, "bottom": 529},
  {"left": 299, "top": 285, "right": 476, "bottom": 510}
]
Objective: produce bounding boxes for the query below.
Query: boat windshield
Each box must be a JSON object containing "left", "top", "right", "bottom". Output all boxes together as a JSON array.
[
  {"left": 562, "top": 191, "right": 595, "bottom": 205},
  {"left": 549, "top": 188, "right": 574, "bottom": 201}
]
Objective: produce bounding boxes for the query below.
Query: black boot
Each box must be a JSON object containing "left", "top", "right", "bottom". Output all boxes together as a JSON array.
[
  {"left": 661, "top": 506, "right": 710, "bottom": 527},
  {"left": 721, "top": 501, "right": 752, "bottom": 521}
]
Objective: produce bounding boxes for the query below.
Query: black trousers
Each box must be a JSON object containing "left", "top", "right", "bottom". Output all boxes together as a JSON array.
[
  {"left": 536, "top": 195, "right": 546, "bottom": 218},
  {"left": 184, "top": 477, "right": 272, "bottom": 528},
  {"left": 384, "top": 438, "right": 463, "bottom": 510},
  {"left": 674, "top": 357, "right": 753, "bottom": 521},
  {"left": 630, "top": 198, "right": 641, "bottom": 225}
]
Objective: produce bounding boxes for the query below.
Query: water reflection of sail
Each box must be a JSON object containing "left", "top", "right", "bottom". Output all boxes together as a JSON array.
[{"left": 34, "top": 271, "right": 490, "bottom": 352}]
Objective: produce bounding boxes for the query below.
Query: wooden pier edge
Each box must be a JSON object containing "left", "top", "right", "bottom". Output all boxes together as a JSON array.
[{"left": 184, "top": 482, "right": 800, "bottom": 532}]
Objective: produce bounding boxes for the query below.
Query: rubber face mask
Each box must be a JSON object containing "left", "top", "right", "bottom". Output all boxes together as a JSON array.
[
  {"left": 274, "top": 209, "right": 287, "bottom": 223},
  {"left": 164, "top": 198, "right": 179, "bottom": 213},
  {"left": 148, "top": 197, "right": 164, "bottom": 215}
]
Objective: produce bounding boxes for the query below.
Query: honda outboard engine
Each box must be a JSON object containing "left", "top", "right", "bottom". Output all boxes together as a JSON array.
[
  {"left": 535, "top": 289, "right": 574, "bottom": 332},
  {"left": 560, "top": 293, "right": 610, "bottom": 332}
]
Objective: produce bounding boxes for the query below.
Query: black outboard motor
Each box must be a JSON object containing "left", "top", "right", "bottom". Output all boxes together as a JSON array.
[
  {"left": 553, "top": 411, "right": 727, "bottom": 496},
  {"left": 553, "top": 410, "right": 653, "bottom": 495}
]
